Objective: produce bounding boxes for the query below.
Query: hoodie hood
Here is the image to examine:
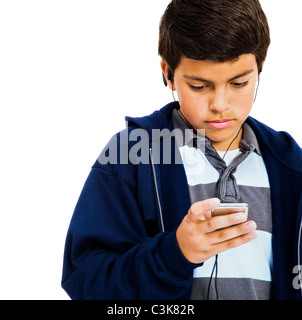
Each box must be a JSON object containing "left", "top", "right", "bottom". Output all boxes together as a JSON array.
[
  {"left": 125, "top": 102, "right": 177, "bottom": 134},
  {"left": 246, "top": 117, "right": 302, "bottom": 173}
]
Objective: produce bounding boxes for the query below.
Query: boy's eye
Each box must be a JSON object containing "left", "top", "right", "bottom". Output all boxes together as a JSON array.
[
  {"left": 231, "top": 81, "right": 248, "bottom": 88},
  {"left": 189, "top": 85, "right": 207, "bottom": 91},
  {"left": 189, "top": 81, "right": 249, "bottom": 91}
]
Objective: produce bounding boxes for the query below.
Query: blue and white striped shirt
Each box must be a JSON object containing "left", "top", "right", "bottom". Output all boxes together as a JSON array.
[{"left": 172, "top": 109, "right": 272, "bottom": 300}]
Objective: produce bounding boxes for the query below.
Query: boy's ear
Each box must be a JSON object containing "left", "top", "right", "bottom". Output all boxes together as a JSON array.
[{"left": 160, "top": 60, "right": 174, "bottom": 90}]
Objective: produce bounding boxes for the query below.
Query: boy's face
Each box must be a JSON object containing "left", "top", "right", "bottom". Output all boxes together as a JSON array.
[{"left": 161, "top": 54, "right": 260, "bottom": 151}]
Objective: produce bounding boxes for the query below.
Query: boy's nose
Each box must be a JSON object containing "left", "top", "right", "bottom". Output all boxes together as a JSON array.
[{"left": 209, "top": 90, "right": 230, "bottom": 113}]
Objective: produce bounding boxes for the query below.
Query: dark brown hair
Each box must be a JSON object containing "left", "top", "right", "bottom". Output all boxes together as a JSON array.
[{"left": 158, "top": 0, "right": 270, "bottom": 73}]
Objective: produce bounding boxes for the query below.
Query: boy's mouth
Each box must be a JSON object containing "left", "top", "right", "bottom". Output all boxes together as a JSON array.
[{"left": 206, "top": 119, "right": 233, "bottom": 129}]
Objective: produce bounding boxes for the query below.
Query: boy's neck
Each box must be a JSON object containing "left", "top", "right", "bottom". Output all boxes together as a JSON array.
[{"left": 210, "top": 128, "right": 243, "bottom": 152}]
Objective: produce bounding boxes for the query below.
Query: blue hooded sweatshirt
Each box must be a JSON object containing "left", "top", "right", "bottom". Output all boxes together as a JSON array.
[{"left": 62, "top": 102, "right": 302, "bottom": 300}]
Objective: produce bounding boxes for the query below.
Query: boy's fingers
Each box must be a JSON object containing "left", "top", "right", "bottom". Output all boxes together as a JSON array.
[
  {"left": 213, "top": 231, "right": 258, "bottom": 255},
  {"left": 204, "top": 212, "right": 249, "bottom": 233},
  {"left": 188, "top": 198, "right": 221, "bottom": 222},
  {"left": 208, "top": 219, "right": 256, "bottom": 243}
]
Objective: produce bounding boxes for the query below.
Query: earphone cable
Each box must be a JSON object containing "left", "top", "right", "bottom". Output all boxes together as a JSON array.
[
  {"left": 214, "top": 254, "right": 219, "bottom": 300},
  {"left": 207, "top": 254, "right": 218, "bottom": 300}
]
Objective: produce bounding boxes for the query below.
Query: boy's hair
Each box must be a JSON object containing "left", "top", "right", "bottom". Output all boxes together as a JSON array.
[{"left": 158, "top": 0, "right": 270, "bottom": 73}]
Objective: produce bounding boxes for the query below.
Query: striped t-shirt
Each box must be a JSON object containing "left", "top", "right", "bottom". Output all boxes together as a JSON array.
[{"left": 172, "top": 109, "right": 273, "bottom": 300}]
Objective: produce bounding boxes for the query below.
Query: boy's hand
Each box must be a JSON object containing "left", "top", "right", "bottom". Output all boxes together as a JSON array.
[{"left": 176, "top": 198, "right": 257, "bottom": 264}]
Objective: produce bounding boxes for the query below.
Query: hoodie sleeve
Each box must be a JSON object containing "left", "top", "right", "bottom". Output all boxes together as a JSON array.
[{"left": 61, "top": 164, "right": 198, "bottom": 300}]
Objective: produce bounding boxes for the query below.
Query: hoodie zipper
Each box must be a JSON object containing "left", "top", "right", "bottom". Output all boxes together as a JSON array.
[{"left": 149, "top": 148, "right": 165, "bottom": 233}]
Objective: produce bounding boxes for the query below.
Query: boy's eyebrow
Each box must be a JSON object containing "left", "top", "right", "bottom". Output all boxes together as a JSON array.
[{"left": 183, "top": 69, "right": 255, "bottom": 83}]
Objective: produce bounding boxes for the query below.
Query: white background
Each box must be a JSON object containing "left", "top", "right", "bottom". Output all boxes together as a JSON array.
[{"left": 0, "top": 0, "right": 301, "bottom": 300}]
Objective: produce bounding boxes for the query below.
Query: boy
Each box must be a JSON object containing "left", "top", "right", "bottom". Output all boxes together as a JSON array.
[{"left": 62, "top": 0, "right": 302, "bottom": 300}]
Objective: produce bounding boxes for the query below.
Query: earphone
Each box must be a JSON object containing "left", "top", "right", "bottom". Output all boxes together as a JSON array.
[{"left": 162, "top": 68, "right": 173, "bottom": 86}]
